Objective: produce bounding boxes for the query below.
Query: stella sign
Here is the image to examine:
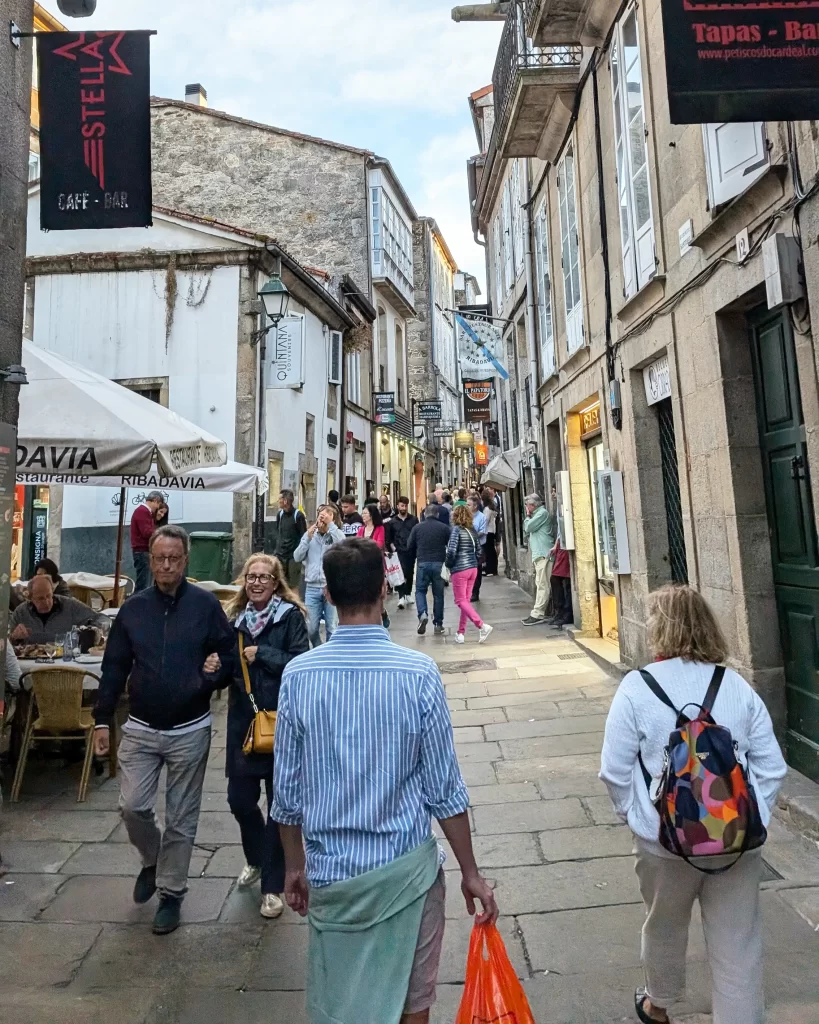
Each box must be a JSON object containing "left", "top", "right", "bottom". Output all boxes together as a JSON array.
[{"left": 662, "top": 0, "right": 819, "bottom": 122}]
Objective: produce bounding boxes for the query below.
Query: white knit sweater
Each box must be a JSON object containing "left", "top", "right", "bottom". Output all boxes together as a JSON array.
[{"left": 599, "top": 659, "right": 788, "bottom": 851}]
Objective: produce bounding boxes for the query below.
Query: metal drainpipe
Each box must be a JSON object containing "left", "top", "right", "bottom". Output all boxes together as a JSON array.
[{"left": 523, "top": 158, "right": 540, "bottom": 431}]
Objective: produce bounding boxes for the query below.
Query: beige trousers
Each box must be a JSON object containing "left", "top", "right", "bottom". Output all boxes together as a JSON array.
[
  {"left": 532, "top": 557, "right": 552, "bottom": 618},
  {"left": 635, "top": 847, "right": 764, "bottom": 1024}
]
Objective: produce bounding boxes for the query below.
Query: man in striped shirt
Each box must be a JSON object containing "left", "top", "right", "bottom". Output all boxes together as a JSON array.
[{"left": 272, "top": 538, "right": 497, "bottom": 1024}]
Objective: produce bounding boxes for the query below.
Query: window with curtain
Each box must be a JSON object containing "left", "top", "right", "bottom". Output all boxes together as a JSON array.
[
  {"left": 534, "top": 198, "right": 555, "bottom": 378},
  {"left": 611, "top": 6, "right": 655, "bottom": 298},
  {"left": 557, "top": 143, "right": 584, "bottom": 355}
]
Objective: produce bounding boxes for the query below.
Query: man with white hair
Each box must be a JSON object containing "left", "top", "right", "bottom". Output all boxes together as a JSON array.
[{"left": 520, "top": 493, "right": 557, "bottom": 626}]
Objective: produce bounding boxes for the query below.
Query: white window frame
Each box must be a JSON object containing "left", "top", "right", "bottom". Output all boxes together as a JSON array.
[
  {"left": 493, "top": 214, "right": 503, "bottom": 310},
  {"left": 557, "top": 143, "right": 584, "bottom": 356},
  {"left": 703, "top": 122, "right": 768, "bottom": 208},
  {"left": 534, "top": 198, "right": 555, "bottom": 379},
  {"left": 329, "top": 331, "right": 342, "bottom": 386},
  {"left": 611, "top": 5, "right": 655, "bottom": 299},
  {"left": 511, "top": 161, "right": 525, "bottom": 280},
  {"left": 345, "top": 350, "right": 362, "bottom": 407},
  {"left": 502, "top": 179, "right": 514, "bottom": 294}
]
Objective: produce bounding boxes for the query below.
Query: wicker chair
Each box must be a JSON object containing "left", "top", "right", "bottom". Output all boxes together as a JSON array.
[
  {"left": 10, "top": 669, "right": 100, "bottom": 803},
  {"left": 67, "top": 585, "right": 108, "bottom": 612},
  {"left": 103, "top": 574, "right": 135, "bottom": 608}
]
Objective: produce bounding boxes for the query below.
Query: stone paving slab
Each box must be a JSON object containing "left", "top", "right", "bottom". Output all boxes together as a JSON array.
[
  {"left": 467, "top": 832, "right": 543, "bottom": 868},
  {"left": 40, "top": 876, "right": 232, "bottom": 924},
  {"left": 218, "top": 882, "right": 306, "bottom": 927},
  {"left": 499, "top": 732, "right": 605, "bottom": 761},
  {"left": 450, "top": 707, "right": 507, "bottom": 727},
  {"left": 0, "top": 921, "right": 102, "bottom": 988},
  {"left": 779, "top": 885, "right": 819, "bottom": 932},
  {"left": 494, "top": 753, "right": 603, "bottom": 785},
  {"left": 244, "top": 923, "right": 308, "bottom": 988},
  {"left": 437, "top": 914, "right": 527, "bottom": 983},
  {"left": 0, "top": 809, "right": 120, "bottom": 842},
  {"left": 467, "top": 781, "right": 539, "bottom": 805},
  {"left": 202, "top": 843, "right": 245, "bottom": 878},
  {"left": 472, "top": 798, "right": 587, "bottom": 835},
  {"left": 459, "top": 761, "right": 498, "bottom": 786},
  {"left": 71, "top": 922, "right": 261, "bottom": 992},
  {"left": 0, "top": 987, "right": 160, "bottom": 1024},
  {"left": 0, "top": 839, "right": 79, "bottom": 873},
  {"left": 0, "top": 873, "right": 66, "bottom": 921},
  {"left": 485, "top": 714, "right": 609, "bottom": 741},
  {"left": 453, "top": 726, "right": 485, "bottom": 744},
  {"left": 149, "top": 990, "right": 307, "bottom": 1024},
  {"left": 538, "top": 824, "right": 633, "bottom": 862},
  {"left": 59, "top": 842, "right": 209, "bottom": 879},
  {"left": 453, "top": 741, "right": 502, "bottom": 763},
  {"left": 491, "top": 857, "right": 642, "bottom": 915},
  {"left": 583, "top": 795, "right": 623, "bottom": 825},
  {"left": 468, "top": 689, "right": 589, "bottom": 709}
]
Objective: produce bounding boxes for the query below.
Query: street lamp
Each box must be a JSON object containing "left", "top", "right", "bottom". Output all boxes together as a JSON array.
[{"left": 258, "top": 273, "right": 290, "bottom": 329}]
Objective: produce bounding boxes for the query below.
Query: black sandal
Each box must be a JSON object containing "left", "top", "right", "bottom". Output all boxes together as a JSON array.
[{"left": 635, "top": 990, "right": 669, "bottom": 1024}]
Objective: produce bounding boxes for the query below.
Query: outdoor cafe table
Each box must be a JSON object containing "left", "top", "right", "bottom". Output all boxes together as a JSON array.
[{"left": 18, "top": 658, "right": 102, "bottom": 691}]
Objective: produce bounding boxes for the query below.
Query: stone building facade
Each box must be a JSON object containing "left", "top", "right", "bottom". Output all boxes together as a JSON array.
[{"left": 468, "top": 0, "right": 819, "bottom": 781}]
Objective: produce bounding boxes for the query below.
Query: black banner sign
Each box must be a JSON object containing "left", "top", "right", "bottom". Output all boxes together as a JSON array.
[
  {"left": 463, "top": 379, "right": 493, "bottom": 423},
  {"left": 662, "top": 0, "right": 819, "bottom": 122},
  {"left": 373, "top": 392, "right": 396, "bottom": 426},
  {"left": 417, "top": 401, "right": 442, "bottom": 421},
  {"left": 38, "top": 31, "right": 153, "bottom": 230}
]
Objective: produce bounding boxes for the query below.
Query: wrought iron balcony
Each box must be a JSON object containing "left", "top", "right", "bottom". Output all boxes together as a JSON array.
[
  {"left": 492, "top": 1, "right": 582, "bottom": 161},
  {"left": 525, "top": 0, "right": 615, "bottom": 47}
]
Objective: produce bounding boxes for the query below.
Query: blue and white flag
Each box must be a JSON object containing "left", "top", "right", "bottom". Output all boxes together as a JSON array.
[{"left": 456, "top": 314, "right": 509, "bottom": 381}]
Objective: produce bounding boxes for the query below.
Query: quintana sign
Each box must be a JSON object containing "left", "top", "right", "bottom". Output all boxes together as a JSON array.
[
  {"left": 268, "top": 316, "right": 305, "bottom": 389},
  {"left": 662, "top": 0, "right": 819, "bottom": 122},
  {"left": 37, "top": 31, "right": 153, "bottom": 230},
  {"left": 456, "top": 315, "right": 509, "bottom": 381}
]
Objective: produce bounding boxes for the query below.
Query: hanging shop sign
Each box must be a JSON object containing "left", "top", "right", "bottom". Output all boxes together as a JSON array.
[
  {"left": 37, "top": 31, "right": 154, "bottom": 230},
  {"left": 463, "top": 379, "right": 494, "bottom": 423},
  {"left": 373, "top": 392, "right": 396, "bottom": 426},
  {"left": 433, "top": 424, "right": 456, "bottom": 439},
  {"left": 455, "top": 430, "right": 475, "bottom": 449},
  {"left": 416, "top": 400, "right": 442, "bottom": 421},
  {"left": 456, "top": 315, "right": 509, "bottom": 380},
  {"left": 661, "top": 0, "right": 819, "bottom": 123},
  {"left": 268, "top": 316, "right": 305, "bottom": 389},
  {"left": 579, "top": 402, "right": 602, "bottom": 440},
  {"left": 644, "top": 355, "right": 672, "bottom": 407},
  {"left": 475, "top": 442, "right": 489, "bottom": 466}
]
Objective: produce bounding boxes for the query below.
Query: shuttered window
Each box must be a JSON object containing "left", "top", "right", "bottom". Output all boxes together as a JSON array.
[
  {"left": 703, "top": 121, "right": 768, "bottom": 207},
  {"left": 534, "top": 198, "right": 555, "bottom": 379},
  {"left": 557, "top": 143, "right": 584, "bottom": 355}
]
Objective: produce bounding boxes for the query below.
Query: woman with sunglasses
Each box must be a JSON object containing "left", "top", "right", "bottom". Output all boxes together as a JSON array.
[{"left": 219, "top": 555, "right": 309, "bottom": 918}]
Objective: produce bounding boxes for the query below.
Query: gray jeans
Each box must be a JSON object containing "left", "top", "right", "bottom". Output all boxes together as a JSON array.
[{"left": 118, "top": 726, "right": 211, "bottom": 899}]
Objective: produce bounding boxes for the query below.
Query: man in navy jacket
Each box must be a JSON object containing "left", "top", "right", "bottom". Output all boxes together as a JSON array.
[{"left": 94, "top": 525, "right": 234, "bottom": 935}]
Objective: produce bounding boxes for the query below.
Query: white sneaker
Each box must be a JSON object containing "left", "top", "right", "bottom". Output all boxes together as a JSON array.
[
  {"left": 237, "top": 864, "right": 261, "bottom": 888},
  {"left": 455, "top": 633, "right": 465, "bottom": 644},
  {"left": 478, "top": 624, "right": 494, "bottom": 644},
  {"left": 397, "top": 597, "right": 406, "bottom": 610},
  {"left": 260, "top": 893, "right": 284, "bottom": 919}
]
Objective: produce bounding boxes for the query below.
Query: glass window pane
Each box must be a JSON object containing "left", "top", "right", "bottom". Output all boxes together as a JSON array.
[{"left": 633, "top": 166, "right": 650, "bottom": 228}]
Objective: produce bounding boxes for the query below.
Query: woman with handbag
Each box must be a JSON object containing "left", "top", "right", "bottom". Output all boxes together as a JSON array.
[
  {"left": 357, "top": 504, "right": 391, "bottom": 629},
  {"left": 219, "top": 555, "right": 309, "bottom": 918},
  {"left": 446, "top": 505, "right": 493, "bottom": 645}
]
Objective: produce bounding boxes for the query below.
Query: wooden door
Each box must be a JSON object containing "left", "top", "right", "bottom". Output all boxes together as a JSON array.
[{"left": 749, "top": 308, "right": 819, "bottom": 781}]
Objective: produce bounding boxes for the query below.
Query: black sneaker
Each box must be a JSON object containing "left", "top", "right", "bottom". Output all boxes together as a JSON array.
[
  {"left": 521, "top": 616, "right": 546, "bottom": 626},
  {"left": 433, "top": 625, "right": 445, "bottom": 636},
  {"left": 417, "top": 615, "right": 428, "bottom": 635},
  {"left": 152, "top": 895, "right": 182, "bottom": 935},
  {"left": 133, "top": 865, "right": 157, "bottom": 904}
]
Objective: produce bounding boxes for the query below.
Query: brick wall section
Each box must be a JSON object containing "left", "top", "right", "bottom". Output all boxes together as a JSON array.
[{"left": 150, "top": 103, "right": 371, "bottom": 287}]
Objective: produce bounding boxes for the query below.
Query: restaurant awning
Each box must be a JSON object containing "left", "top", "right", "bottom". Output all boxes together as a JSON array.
[
  {"left": 481, "top": 448, "right": 521, "bottom": 491},
  {"left": 18, "top": 340, "right": 228, "bottom": 477},
  {"left": 16, "top": 460, "right": 268, "bottom": 495}
]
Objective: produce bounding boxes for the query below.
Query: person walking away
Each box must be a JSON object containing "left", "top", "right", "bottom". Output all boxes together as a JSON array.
[
  {"left": 549, "top": 537, "right": 573, "bottom": 627},
  {"left": 407, "top": 505, "right": 450, "bottom": 636},
  {"left": 520, "top": 493, "right": 557, "bottom": 626},
  {"left": 446, "top": 506, "right": 492, "bottom": 646},
  {"left": 453, "top": 488, "right": 467, "bottom": 508},
  {"left": 130, "top": 490, "right": 164, "bottom": 591},
  {"left": 357, "top": 505, "right": 389, "bottom": 629},
  {"left": 599, "top": 585, "right": 786, "bottom": 1024},
  {"left": 271, "top": 539, "right": 498, "bottom": 1024},
  {"left": 294, "top": 505, "right": 345, "bottom": 647},
  {"left": 467, "top": 495, "right": 487, "bottom": 603},
  {"left": 215, "top": 555, "right": 309, "bottom": 919},
  {"left": 480, "top": 497, "right": 498, "bottom": 576},
  {"left": 387, "top": 497, "right": 419, "bottom": 610},
  {"left": 378, "top": 493, "right": 394, "bottom": 524},
  {"left": 274, "top": 489, "right": 308, "bottom": 591},
  {"left": 340, "top": 495, "right": 364, "bottom": 538},
  {"left": 429, "top": 495, "right": 450, "bottom": 527},
  {"left": 93, "top": 526, "right": 235, "bottom": 935},
  {"left": 327, "top": 489, "right": 341, "bottom": 520}
]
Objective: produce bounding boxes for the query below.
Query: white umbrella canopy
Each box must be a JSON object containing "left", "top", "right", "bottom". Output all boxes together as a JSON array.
[
  {"left": 17, "top": 460, "right": 269, "bottom": 495},
  {"left": 17, "top": 340, "right": 227, "bottom": 477}
]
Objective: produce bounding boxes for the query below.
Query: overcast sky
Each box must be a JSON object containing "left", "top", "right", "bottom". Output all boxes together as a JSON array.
[{"left": 43, "top": 0, "right": 502, "bottom": 290}]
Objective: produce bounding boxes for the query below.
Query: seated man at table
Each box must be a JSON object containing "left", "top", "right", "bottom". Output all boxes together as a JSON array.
[{"left": 10, "top": 575, "right": 108, "bottom": 646}]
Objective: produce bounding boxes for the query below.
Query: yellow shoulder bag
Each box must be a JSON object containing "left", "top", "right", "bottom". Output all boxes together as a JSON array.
[{"left": 240, "top": 633, "right": 277, "bottom": 755}]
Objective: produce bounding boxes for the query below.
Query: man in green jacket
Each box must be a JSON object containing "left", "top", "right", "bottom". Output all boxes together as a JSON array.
[{"left": 521, "top": 493, "right": 557, "bottom": 626}]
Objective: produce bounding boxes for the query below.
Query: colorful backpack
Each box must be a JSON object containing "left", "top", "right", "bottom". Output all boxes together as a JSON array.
[{"left": 638, "top": 665, "right": 767, "bottom": 872}]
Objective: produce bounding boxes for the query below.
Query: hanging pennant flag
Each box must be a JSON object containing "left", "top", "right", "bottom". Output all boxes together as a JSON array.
[
  {"left": 37, "top": 30, "right": 154, "bottom": 230},
  {"left": 456, "top": 314, "right": 509, "bottom": 381}
]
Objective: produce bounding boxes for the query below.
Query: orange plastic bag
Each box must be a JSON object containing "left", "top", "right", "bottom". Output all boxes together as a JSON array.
[{"left": 455, "top": 921, "right": 536, "bottom": 1024}]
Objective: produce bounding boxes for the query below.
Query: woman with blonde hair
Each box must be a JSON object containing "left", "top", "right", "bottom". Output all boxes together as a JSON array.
[
  {"left": 600, "top": 585, "right": 786, "bottom": 1024},
  {"left": 218, "top": 554, "right": 309, "bottom": 918},
  {"left": 446, "top": 504, "right": 492, "bottom": 645}
]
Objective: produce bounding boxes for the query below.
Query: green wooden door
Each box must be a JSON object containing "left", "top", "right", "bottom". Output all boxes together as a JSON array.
[{"left": 749, "top": 308, "right": 819, "bottom": 781}]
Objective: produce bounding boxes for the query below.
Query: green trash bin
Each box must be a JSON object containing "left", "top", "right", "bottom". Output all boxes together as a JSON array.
[{"left": 188, "top": 532, "right": 234, "bottom": 584}]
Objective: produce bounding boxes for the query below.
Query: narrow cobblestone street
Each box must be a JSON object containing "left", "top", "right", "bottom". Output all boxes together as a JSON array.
[{"left": 2, "top": 574, "right": 819, "bottom": 1024}]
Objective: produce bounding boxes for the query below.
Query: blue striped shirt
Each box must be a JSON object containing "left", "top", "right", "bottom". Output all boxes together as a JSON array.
[{"left": 271, "top": 625, "right": 469, "bottom": 888}]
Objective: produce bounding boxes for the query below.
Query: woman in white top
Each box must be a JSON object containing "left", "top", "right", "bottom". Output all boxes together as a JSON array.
[{"left": 600, "top": 585, "right": 786, "bottom": 1024}]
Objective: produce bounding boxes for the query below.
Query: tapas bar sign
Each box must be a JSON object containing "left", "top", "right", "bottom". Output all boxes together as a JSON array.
[
  {"left": 661, "top": 0, "right": 819, "bottom": 122},
  {"left": 37, "top": 31, "right": 154, "bottom": 230}
]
